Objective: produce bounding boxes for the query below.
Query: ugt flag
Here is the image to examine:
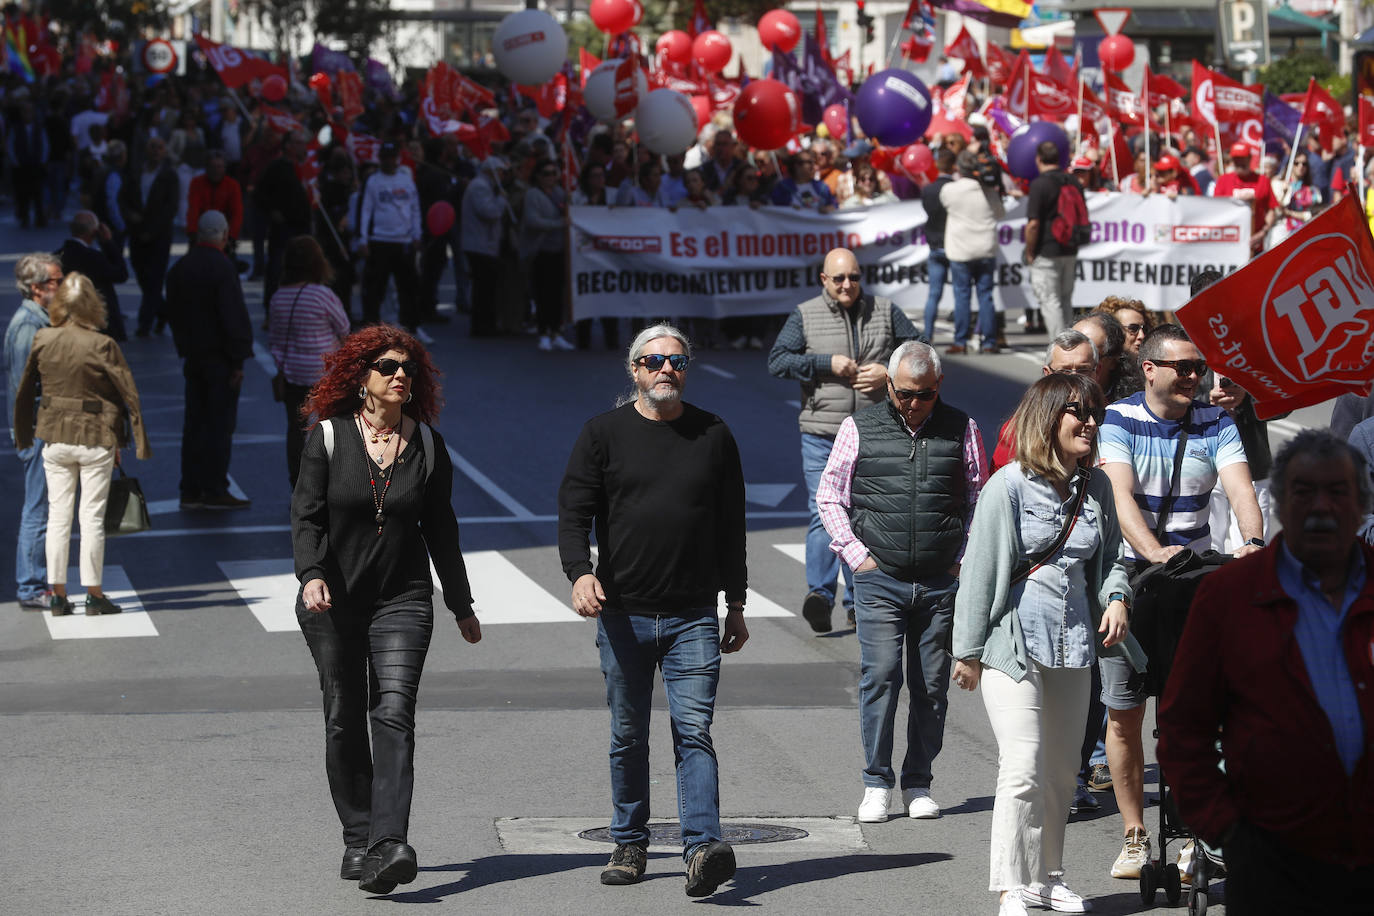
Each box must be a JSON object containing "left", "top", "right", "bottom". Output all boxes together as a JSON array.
[{"left": 1177, "top": 195, "right": 1374, "bottom": 418}]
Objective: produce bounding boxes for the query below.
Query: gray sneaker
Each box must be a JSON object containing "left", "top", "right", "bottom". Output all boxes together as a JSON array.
[{"left": 600, "top": 843, "right": 647, "bottom": 885}]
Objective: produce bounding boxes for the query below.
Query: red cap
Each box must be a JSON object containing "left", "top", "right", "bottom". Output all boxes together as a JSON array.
[
  {"left": 1155, "top": 154, "right": 1181, "bottom": 172},
  {"left": 1070, "top": 156, "right": 1094, "bottom": 170},
  {"left": 1229, "top": 142, "right": 1252, "bottom": 159}
]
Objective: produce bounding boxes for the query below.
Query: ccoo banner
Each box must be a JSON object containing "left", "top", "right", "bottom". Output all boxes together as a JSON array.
[{"left": 569, "top": 195, "right": 1251, "bottom": 319}]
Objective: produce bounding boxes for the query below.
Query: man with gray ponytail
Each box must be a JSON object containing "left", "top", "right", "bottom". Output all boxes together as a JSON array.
[{"left": 558, "top": 323, "right": 748, "bottom": 898}]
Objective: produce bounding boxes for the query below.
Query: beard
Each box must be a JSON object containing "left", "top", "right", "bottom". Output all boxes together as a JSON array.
[{"left": 641, "top": 378, "right": 683, "bottom": 406}]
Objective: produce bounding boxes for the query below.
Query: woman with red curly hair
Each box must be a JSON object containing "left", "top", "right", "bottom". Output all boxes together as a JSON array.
[{"left": 291, "top": 324, "right": 482, "bottom": 894}]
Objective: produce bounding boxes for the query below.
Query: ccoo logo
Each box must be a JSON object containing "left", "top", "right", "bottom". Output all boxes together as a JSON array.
[{"left": 1262, "top": 232, "right": 1374, "bottom": 384}]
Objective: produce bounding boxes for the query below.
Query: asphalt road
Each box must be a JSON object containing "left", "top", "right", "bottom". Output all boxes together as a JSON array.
[{"left": 0, "top": 215, "right": 1328, "bottom": 915}]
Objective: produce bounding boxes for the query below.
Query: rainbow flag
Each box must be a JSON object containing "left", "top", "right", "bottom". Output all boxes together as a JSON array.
[{"left": 5, "top": 23, "right": 34, "bottom": 82}]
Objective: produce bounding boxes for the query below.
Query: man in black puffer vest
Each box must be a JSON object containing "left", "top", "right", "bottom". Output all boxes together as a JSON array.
[{"left": 817, "top": 340, "right": 989, "bottom": 824}]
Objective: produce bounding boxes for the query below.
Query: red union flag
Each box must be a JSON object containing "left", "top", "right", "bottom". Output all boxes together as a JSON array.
[
  {"left": 1360, "top": 96, "right": 1374, "bottom": 148},
  {"left": 1191, "top": 61, "right": 1262, "bottom": 153},
  {"left": 194, "top": 34, "right": 285, "bottom": 89},
  {"left": 1300, "top": 76, "right": 1345, "bottom": 151},
  {"left": 943, "top": 25, "right": 985, "bottom": 79},
  {"left": 1006, "top": 50, "right": 1073, "bottom": 121},
  {"left": 613, "top": 56, "right": 638, "bottom": 117},
  {"left": 1177, "top": 195, "right": 1374, "bottom": 418},
  {"left": 985, "top": 43, "right": 1013, "bottom": 87},
  {"left": 1105, "top": 71, "right": 1143, "bottom": 126}
]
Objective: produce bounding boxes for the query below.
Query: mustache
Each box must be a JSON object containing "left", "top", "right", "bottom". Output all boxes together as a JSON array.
[{"left": 1303, "top": 515, "right": 1339, "bottom": 533}]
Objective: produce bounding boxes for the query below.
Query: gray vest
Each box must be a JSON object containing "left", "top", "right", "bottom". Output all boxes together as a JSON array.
[
  {"left": 796, "top": 292, "right": 896, "bottom": 437},
  {"left": 850, "top": 398, "right": 969, "bottom": 581}
]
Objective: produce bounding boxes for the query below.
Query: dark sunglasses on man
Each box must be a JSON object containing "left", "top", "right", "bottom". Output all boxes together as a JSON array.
[
  {"left": 1146, "top": 357, "right": 1207, "bottom": 378},
  {"left": 636, "top": 353, "right": 689, "bottom": 372},
  {"left": 889, "top": 381, "right": 938, "bottom": 403}
]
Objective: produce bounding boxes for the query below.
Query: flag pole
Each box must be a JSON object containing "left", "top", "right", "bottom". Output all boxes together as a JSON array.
[
  {"left": 1075, "top": 75, "right": 1083, "bottom": 152},
  {"left": 1283, "top": 123, "right": 1304, "bottom": 198},
  {"left": 1107, "top": 117, "right": 1120, "bottom": 188},
  {"left": 1143, "top": 72, "right": 1152, "bottom": 190}
]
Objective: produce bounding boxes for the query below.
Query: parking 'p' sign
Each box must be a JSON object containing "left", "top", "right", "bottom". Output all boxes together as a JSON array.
[{"left": 141, "top": 38, "right": 178, "bottom": 75}]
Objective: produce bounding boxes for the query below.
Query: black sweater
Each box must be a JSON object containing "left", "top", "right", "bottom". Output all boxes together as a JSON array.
[
  {"left": 558, "top": 402, "right": 748, "bottom": 615},
  {"left": 291, "top": 416, "right": 474, "bottom": 619}
]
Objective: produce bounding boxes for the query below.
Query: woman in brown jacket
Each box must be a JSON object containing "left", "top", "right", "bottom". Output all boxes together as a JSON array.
[{"left": 14, "top": 272, "right": 151, "bottom": 615}]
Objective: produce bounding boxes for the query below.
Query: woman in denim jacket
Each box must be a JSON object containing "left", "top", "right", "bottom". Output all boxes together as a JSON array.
[{"left": 951, "top": 373, "right": 1145, "bottom": 916}]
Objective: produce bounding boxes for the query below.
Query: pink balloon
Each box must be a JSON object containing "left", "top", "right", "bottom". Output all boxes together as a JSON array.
[
  {"left": 732, "top": 78, "right": 800, "bottom": 150},
  {"left": 261, "top": 74, "right": 287, "bottom": 102},
  {"left": 656, "top": 30, "right": 692, "bottom": 66},
  {"left": 1098, "top": 34, "right": 1135, "bottom": 72},
  {"left": 901, "top": 144, "right": 936, "bottom": 182},
  {"left": 690, "top": 94, "right": 711, "bottom": 129},
  {"left": 758, "top": 9, "right": 801, "bottom": 54},
  {"left": 590, "top": 0, "right": 638, "bottom": 34},
  {"left": 426, "top": 201, "right": 455, "bottom": 236},
  {"left": 692, "top": 31, "right": 733, "bottom": 74},
  {"left": 822, "top": 103, "right": 848, "bottom": 140}
]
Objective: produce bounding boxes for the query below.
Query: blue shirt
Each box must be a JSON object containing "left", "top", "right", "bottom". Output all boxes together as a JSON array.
[
  {"left": 1009, "top": 468, "right": 1101, "bottom": 669},
  {"left": 3, "top": 298, "right": 49, "bottom": 440},
  {"left": 1275, "top": 541, "right": 1367, "bottom": 775},
  {"left": 1099, "top": 394, "right": 1247, "bottom": 559}
]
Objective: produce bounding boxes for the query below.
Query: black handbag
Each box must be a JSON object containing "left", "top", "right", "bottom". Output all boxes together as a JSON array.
[{"left": 104, "top": 466, "right": 152, "bottom": 536}]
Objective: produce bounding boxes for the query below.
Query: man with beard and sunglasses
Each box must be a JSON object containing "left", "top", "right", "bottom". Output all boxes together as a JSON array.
[
  {"left": 816, "top": 340, "right": 989, "bottom": 823},
  {"left": 1095, "top": 323, "right": 1264, "bottom": 881},
  {"left": 1159, "top": 430, "right": 1374, "bottom": 913},
  {"left": 557, "top": 324, "right": 749, "bottom": 899}
]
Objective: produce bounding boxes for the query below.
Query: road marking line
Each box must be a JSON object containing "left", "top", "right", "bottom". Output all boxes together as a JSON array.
[
  {"left": 447, "top": 445, "right": 535, "bottom": 519},
  {"left": 785, "top": 399, "right": 801, "bottom": 409},
  {"left": 218, "top": 559, "right": 300, "bottom": 631},
  {"left": 773, "top": 543, "right": 806, "bottom": 564},
  {"left": 251, "top": 341, "right": 277, "bottom": 378},
  {"left": 699, "top": 363, "right": 736, "bottom": 379},
  {"left": 736, "top": 588, "right": 794, "bottom": 618},
  {"left": 465, "top": 550, "right": 579, "bottom": 624},
  {"left": 745, "top": 482, "right": 796, "bottom": 507},
  {"left": 41, "top": 566, "right": 158, "bottom": 639}
]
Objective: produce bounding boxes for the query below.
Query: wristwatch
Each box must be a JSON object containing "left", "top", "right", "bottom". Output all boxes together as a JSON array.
[
  {"left": 1108, "top": 592, "right": 1131, "bottom": 615},
  {"left": 1243, "top": 537, "right": 1266, "bottom": 548}
]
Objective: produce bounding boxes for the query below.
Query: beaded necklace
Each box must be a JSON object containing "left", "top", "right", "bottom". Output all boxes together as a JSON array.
[
  {"left": 359, "top": 411, "right": 396, "bottom": 444},
  {"left": 356, "top": 413, "right": 401, "bottom": 535}
]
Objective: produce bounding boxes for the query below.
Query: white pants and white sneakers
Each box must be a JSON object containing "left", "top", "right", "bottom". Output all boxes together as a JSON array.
[
  {"left": 983, "top": 662, "right": 1093, "bottom": 914},
  {"left": 43, "top": 442, "right": 116, "bottom": 588}
]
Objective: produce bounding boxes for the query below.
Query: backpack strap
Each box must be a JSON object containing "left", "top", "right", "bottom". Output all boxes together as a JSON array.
[{"left": 322, "top": 417, "right": 335, "bottom": 460}]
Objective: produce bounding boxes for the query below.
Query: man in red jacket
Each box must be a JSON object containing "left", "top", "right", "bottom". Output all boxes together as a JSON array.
[
  {"left": 1158, "top": 428, "right": 1374, "bottom": 913},
  {"left": 186, "top": 151, "right": 243, "bottom": 248}
]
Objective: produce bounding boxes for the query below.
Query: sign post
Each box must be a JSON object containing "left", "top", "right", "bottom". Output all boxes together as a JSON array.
[{"left": 1219, "top": 0, "right": 1270, "bottom": 75}]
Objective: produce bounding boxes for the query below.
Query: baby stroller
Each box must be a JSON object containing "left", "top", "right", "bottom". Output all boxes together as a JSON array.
[{"left": 1129, "top": 549, "right": 1229, "bottom": 914}]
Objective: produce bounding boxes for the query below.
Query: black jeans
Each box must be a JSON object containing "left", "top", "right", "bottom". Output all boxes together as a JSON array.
[
  {"left": 283, "top": 381, "right": 311, "bottom": 491},
  {"left": 362, "top": 241, "right": 420, "bottom": 328},
  {"left": 130, "top": 235, "right": 172, "bottom": 335},
  {"left": 12, "top": 163, "right": 46, "bottom": 226},
  {"left": 465, "top": 251, "right": 500, "bottom": 337},
  {"left": 530, "top": 249, "right": 565, "bottom": 335},
  {"left": 1225, "top": 822, "right": 1374, "bottom": 914},
  {"left": 298, "top": 595, "right": 434, "bottom": 849},
  {"left": 419, "top": 230, "right": 459, "bottom": 321},
  {"left": 180, "top": 357, "right": 241, "bottom": 499}
]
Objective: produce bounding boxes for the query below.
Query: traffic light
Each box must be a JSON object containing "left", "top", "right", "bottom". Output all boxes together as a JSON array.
[{"left": 856, "top": 0, "right": 874, "bottom": 44}]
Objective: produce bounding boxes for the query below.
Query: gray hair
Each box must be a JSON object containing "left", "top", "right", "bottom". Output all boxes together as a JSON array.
[
  {"left": 1272, "top": 429, "right": 1374, "bottom": 513},
  {"left": 70, "top": 210, "right": 99, "bottom": 239},
  {"left": 626, "top": 323, "right": 692, "bottom": 380},
  {"left": 105, "top": 139, "right": 127, "bottom": 164},
  {"left": 888, "top": 340, "right": 942, "bottom": 380},
  {"left": 197, "top": 210, "right": 229, "bottom": 243},
  {"left": 14, "top": 252, "right": 61, "bottom": 299},
  {"left": 1044, "top": 329, "right": 1098, "bottom": 368},
  {"left": 1077, "top": 312, "right": 1125, "bottom": 360}
]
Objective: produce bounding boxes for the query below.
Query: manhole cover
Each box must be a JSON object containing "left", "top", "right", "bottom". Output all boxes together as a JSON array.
[{"left": 578, "top": 822, "right": 808, "bottom": 845}]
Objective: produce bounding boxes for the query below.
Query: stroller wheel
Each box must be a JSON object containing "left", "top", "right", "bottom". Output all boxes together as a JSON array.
[
  {"left": 1188, "top": 885, "right": 1208, "bottom": 916},
  {"left": 1139, "top": 861, "right": 1157, "bottom": 905},
  {"left": 1163, "top": 863, "right": 1183, "bottom": 905}
]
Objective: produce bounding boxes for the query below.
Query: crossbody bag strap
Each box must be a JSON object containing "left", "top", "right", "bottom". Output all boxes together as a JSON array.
[
  {"left": 277, "top": 285, "right": 308, "bottom": 374},
  {"left": 1011, "top": 467, "right": 1091, "bottom": 586},
  {"left": 1153, "top": 408, "right": 1191, "bottom": 545}
]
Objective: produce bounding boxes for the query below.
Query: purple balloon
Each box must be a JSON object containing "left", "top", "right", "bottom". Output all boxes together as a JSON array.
[
  {"left": 1006, "top": 121, "right": 1070, "bottom": 181},
  {"left": 854, "top": 69, "right": 932, "bottom": 148}
]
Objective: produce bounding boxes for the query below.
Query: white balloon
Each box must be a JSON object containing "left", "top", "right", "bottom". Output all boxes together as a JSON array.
[
  {"left": 492, "top": 9, "right": 568, "bottom": 86},
  {"left": 635, "top": 89, "right": 698, "bottom": 155},
  {"left": 583, "top": 60, "right": 648, "bottom": 122}
]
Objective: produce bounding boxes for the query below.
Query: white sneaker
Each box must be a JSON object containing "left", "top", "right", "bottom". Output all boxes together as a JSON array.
[
  {"left": 999, "top": 890, "right": 1031, "bottom": 916},
  {"left": 856, "top": 787, "right": 891, "bottom": 822},
  {"left": 1022, "top": 881, "right": 1092, "bottom": 913},
  {"left": 551, "top": 335, "right": 576, "bottom": 350},
  {"left": 902, "top": 787, "right": 941, "bottom": 819},
  {"left": 537, "top": 336, "right": 553, "bottom": 351},
  {"left": 1110, "top": 827, "right": 1151, "bottom": 879},
  {"left": 1177, "top": 839, "right": 1195, "bottom": 885}
]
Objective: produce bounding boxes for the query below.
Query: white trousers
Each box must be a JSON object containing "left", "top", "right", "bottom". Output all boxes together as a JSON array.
[
  {"left": 982, "top": 662, "right": 1090, "bottom": 891},
  {"left": 43, "top": 442, "right": 116, "bottom": 588}
]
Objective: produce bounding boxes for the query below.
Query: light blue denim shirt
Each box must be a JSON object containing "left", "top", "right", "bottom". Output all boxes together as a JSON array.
[{"left": 1010, "top": 470, "right": 1102, "bottom": 669}]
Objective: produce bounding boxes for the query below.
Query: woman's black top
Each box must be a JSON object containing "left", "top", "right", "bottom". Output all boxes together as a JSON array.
[{"left": 291, "top": 415, "right": 474, "bottom": 619}]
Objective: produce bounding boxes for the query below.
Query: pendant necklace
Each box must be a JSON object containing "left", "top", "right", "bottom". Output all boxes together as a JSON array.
[
  {"left": 359, "top": 411, "right": 395, "bottom": 444},
  {"left": 358, "top": 413, "right": 400, "bottom": 535}
]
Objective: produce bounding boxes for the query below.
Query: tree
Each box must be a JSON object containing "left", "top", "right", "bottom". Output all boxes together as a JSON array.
[
  {"left": 238, "top": 0, "right": 310, "bottom": 60},
  {"left": 563, "top": 0, "right": 787, "bottom": 62},
  {"left": 1257, "top": 50, "right": 1335, "bottom": 96},
  {"left": 313, "top": 0, "right": 389, "bottom": 64}
]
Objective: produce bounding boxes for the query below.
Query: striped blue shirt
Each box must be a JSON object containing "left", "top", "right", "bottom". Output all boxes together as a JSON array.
[
  {"left": 1098, "top": 394, "right": 1246, "bottom": 559},
  {"left": 1276, "top": 541, "right": 1367, "bottom": 775}
]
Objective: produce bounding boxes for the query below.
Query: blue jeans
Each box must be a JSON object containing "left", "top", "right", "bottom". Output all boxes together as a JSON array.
[
  {"left": 16, "top": 440, "right": 47, "bottom": 599},
  {"left": 853, "top": 565, "right": 957, "bottom": 789},
  {"left": 801, "top": 432, "right": 854, "bottom": 611},
  {"left": 597, "top": 610, "right": 722, "bottom": 859},
  {"left": 923, "top": 248, "right": 949, "bottom": 342},
  {"left": 1078, "top": 660, "right": 1108, "bottom": 782},
  {"left": 950, "top": 257, "right": 998, "bottom": 349}
]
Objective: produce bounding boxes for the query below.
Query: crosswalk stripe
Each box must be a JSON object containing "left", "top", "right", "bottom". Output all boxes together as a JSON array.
[
  {"left": 218, "top": 559, "right": 300, "bottom": 632},
  {"left": 465, "top": 550, "right": 578, "bottom": 624},
  {"left": 41, "top": 566, "right": 158, "bottom": 639},
  {"left": 773, "top": 543, "right": 806, "bottom": 564}
]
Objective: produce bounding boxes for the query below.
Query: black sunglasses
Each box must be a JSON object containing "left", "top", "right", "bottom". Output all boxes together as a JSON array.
[
  {"left": 890, "top": 382, "right": 938, "bottom": 402},
  {"left": 1122, "top": 323, "right": 1145, "bottom": 335},
  {"left": 826, "top": 272, "right": 862, "bottom": 285},
  {"left": 636, "top": 353, "right": 689, "bottom": 372},
  {"left": 1063, "top": 401, "right": 1107, "bottom": 425},
  {"left": 1147, "top": 357, "right": 1207, "bottom": 378},
  {"left": 371, "top": 358, "right": 419, "bottom": 377}
]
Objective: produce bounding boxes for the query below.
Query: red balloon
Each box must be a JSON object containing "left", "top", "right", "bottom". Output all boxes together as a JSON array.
[
  {"left": 757, "top": 9, "right": 802, "bottom": 54},
  {"left": 590, "top": 0, "right": 638, "bottom": 34},
  {"left": 870, "top": 147, "right": 896, "bottom": 173},
  {"left": 692, "top": 31, "right": 733, "bottom": 74},
  {"left": 822, "top": 104, "right": 848, "bottom": 140},
  {"left": 690, "top": 94, "right": 711, "bottom": 129},
  {"left": 656, "top": 30, "right": 692, "bottom": 65},
  {"left": 426, "top": 201, "right": 455, "bottom": 236},
  {"left": 732, "top": 79, "right": 799, "bottom": 150},
  {"left": 308, "top": 72, "right": 330, "bottom": 93},
  {"left": 901, "top": 144, "right": 936, "bottom": 182},
  {"left": 261, "top": 74, "right": 287, "bottom": 102},
  {"left": 1098, "top": 34, "right": 1135, "bottom": 72}
]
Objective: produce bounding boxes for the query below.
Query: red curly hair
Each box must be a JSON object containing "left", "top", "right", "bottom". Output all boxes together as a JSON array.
[{"left": 302, "top": 325, "right": 442, "bottom": 425}]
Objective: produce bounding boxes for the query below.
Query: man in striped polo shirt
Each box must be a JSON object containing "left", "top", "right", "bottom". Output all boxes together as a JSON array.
[{"left": 1095, "top": 323, "right": 1265, "bottom": 880}]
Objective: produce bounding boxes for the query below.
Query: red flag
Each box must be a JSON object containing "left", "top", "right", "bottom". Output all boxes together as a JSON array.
[
  {"left": 194, "top": 34, "right": 286, "bottom": 89},
  {"left": 942, "top": 73, "right": 971, "bottom": 119},
  {"left": 1191, "top": 61, "right": 1263, "bottom": 156},
  {"left": 336, "top": 70, "right": 365, "bottom": 124},
  {"left": 346, "top": 131, "right": 380, "bottom": 164},
  {"left": 1146, "top": 66, "right": 1186, "bottom": 106},
  {"left": 1300, "top": 77, "right": 1345, "bottom": 151},
  {"left": 1105, "top": 71, "right": 1144, "bottom": 126},
  {"left": 985, "top": 43, "right": 1013, "bottom": 87},
  {"left": 579, "top": 48, "right": 601, "bottom": 88},
  {"left": 309, "top": 71, "right": 332, "bottom": 112},
  {"left": 613, "top": 57, "right": 639, "bottom": 117},
  {"left": 688, "top": 0, "right": 712, "bottom": 38},
  {"left": 1359, "top": 96, "right": 1374, "bottom": 148},
  {"left": 1109, "top": 125, "right": 1133, "bottom": 183},
  {"left": 815, "top": 5, "right": 834, "bottom": 69},
  {"left": 1080, "top": 82, "right": 1109, "bottom": 125},
  {"left": 1177, "top": 194, "right": 1374, "bottom": 418},
  {"left": 1044, "top": 45, "right": 1075, "bottom": 88},
  {"left": 943, "top": 25, "right": 985, "bottom": 80},
  {"left": 1006, "top": 50, "right": 1073, "bottom": 121},
  {"left": 259, "top": 105, "right": 301, "bottom": 134}
]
